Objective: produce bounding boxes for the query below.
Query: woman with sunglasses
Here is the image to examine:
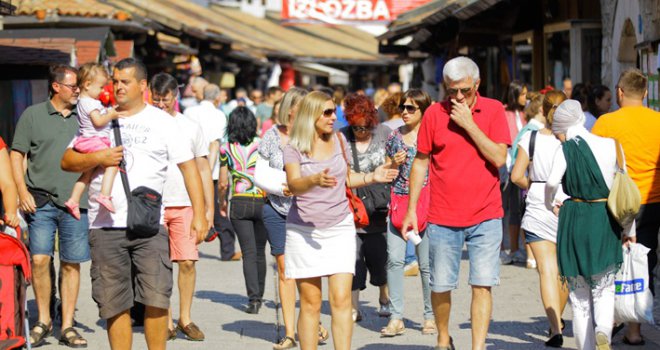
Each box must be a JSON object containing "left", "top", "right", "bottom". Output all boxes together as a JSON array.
[
  {"left": 283, "top": 91, "right": 397, "bottom": 350},
  {"left": 255, "top": 88, "right": 331, "bottom": 349},
  {"left": 339, "top": 93, "right": 393, "bottom": 322},
  {"left": 381, "top": 89, "right": 436, "bottom": 337}
]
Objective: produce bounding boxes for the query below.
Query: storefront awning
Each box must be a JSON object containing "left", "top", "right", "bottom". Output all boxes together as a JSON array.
[{"left": 293, "top": 62, "right": 349, "bottom": 86}]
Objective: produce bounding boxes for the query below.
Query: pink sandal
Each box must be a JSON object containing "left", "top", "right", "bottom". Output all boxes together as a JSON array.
[
  {"left": 64, "top": 200, "right": 81, "bottom": 220},
  {"left": 95, "top": 194, "right": 116, "bottom": 213}
]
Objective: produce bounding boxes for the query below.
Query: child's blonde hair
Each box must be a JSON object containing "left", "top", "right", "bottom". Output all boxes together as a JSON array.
[{"left": 77, "top": 63, "right": 108, "bottom": 88}]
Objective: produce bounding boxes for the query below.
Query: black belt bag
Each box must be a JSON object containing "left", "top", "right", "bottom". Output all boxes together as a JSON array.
[
  {"left": 27, "top": 187, "right": 52, "bottom": 208},
  {"left": 112, "top": 120, "right": 162, "bottom": 239}
]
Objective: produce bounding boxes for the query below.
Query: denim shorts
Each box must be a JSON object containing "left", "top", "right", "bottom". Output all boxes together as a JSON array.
[
  {"left": 524, "top": 230, "right": 545, "bottom": 244},
  {"left": 427, "top": 219, "right": 502, "bottom": 293},
  {"left": 26, "top": 202, "right": 90, "bottom": 263}
]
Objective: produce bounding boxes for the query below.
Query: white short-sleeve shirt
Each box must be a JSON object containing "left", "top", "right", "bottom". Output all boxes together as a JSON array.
[
  {"left": 162, "top": 113, "right": 209, "bottom": 207},
  {"left": 87, "top": 104, "right": 193, "bottom": 229}
]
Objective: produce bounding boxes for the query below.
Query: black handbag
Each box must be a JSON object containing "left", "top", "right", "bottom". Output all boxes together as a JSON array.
[
  {"left": 112, "top": 120, "right": 162, "bottom": 239},
  {"left": 347, "top": 129, "right": 390, "bottom": 231}
]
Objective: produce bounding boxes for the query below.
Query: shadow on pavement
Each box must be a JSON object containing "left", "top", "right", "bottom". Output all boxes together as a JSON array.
[
  {"left": 196, "top": 290, "right": 248, "bottom": 312},
  {"left": 358, "top": 344, "right": 431, "bottom": 349},
  {"left": 459, "top": 316, "right": 573, "bottom": 349},
  {"left": 221, "top": 320, "right": 276, "bottom": 343}
]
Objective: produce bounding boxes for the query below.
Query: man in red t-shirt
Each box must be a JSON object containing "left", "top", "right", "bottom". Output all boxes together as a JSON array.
[{"left": 402, "top": 56, "right": 510, "bottom": 350}]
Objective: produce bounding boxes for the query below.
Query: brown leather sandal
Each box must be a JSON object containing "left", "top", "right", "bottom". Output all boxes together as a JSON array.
[
  {"left": 29, "top": 321, "right": 52, "bottom": 348},
  {"left": 59, "top": 327, "right": 87, "bottom": 348}
]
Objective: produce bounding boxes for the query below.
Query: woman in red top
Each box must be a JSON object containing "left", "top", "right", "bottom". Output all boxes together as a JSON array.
[{"left": 0, "top": 136, "right": 20, "bottom": 227}]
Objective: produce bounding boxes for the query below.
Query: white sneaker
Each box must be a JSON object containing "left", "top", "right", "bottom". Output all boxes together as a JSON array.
[
  {"left": 500, "top": 251, "right": 513, "bottom": 265},
  {"left": 511, "top": 250, "right": 527, "bottom": 264}
]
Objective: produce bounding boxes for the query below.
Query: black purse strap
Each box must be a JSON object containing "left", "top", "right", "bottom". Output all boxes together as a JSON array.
[
  {"left": 347, "top": 128, "right": 361, "bottom": 173},
  {"left": 529, "top": 130, "right": 538, "bottom": 162},
  {"left": 111, "top": 119, "right": 131, "bottom": 199}
]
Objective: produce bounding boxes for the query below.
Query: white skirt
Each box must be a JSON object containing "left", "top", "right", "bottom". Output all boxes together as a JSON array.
[{"left": 284, "top": 214, "right": 356, "bottom": 279}]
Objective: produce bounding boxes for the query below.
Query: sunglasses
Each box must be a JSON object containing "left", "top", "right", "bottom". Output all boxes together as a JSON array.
[
  {"left": 351, "top": 125, "right": 371, "bottom": 133},
  {"left": 446, "top": 86, "right": 474, "bottom": 96},
  {"left": 398, "top": 104, "right": 418, "bottom": 113},
  {"left": 322, "top": 108, "right": 336, "bottom": 117}
]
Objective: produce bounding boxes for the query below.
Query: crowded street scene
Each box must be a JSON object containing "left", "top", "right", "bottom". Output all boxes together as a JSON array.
[{"left": 0, "top": 0, "right": 660, "bottom": 349}]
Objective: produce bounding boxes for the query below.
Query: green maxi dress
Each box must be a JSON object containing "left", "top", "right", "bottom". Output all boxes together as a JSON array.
[{"left": 557, "top": 136, "right": 622, "bottom": 289}]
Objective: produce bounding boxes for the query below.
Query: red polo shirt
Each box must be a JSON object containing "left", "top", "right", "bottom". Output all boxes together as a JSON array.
[{"left": 417, "top": 95, "right": 510, "bottom": 227}]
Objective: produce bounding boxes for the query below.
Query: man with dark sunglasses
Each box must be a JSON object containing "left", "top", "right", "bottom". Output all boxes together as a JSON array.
[{"left": 401, "top": 56, "right": 510, "bottom": 350}]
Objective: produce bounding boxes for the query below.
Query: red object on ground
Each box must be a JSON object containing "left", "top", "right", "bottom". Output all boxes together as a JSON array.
[{"left": 0, "top": 229, "right": 31, "bottom": 350}]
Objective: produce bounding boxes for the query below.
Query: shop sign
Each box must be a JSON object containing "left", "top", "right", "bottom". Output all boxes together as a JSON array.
[{"left": 282, "top": 0, "right": 431, "bottom": 25}]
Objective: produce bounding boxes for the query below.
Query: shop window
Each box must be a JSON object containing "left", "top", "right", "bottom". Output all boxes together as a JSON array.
[{"left": 545, "top": 30, "right": 570, "bottom": 90}]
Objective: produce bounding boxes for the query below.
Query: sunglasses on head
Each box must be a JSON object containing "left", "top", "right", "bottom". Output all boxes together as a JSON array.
[
  {"left": 351, "top": 125, "right": 370, "bottom": 133},
  {"left": 322, "top": 108, "right": 336, "bottom": 117},
  {"left": 398, "top": 104, "right": 418, "bottom": 113},
  {"left": 446, "top": 86, "right": 474, "bottom": 96}
]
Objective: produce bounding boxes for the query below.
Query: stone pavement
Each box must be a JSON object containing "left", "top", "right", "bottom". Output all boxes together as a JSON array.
[{"left": 32, "top": 242, "right": 660, "bottom": 349}]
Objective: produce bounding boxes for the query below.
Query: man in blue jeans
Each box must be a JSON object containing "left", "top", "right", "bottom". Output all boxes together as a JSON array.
[
  {"left": 402, "top": 57, "right": 510, "bottom": 350},
  {"left": 11, "top": 64, "right": 119, "bottom": 347}
]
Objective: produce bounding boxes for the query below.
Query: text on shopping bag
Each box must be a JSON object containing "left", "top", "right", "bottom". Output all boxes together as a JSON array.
[{"left": 615, "top": 279, "right": 645, "bottom": 295}]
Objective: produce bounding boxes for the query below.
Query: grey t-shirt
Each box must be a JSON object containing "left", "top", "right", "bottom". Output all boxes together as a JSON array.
[
  {"left": 12, "top": 101, "right": 88, "bottom": 208},
  {"left": 283, "top": 133, "right": 351, "bottom": 229}
]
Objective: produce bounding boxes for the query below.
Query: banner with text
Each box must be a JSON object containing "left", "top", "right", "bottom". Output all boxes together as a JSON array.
[{"left": 282, "top": 0, "right": 432, "bottom": 25}]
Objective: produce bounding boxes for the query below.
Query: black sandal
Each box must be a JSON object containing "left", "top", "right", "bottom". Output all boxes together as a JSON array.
[
  {"left": 29, "top": 321, "right": 52, "bottom": 348},
  {"left": 59, "top": 327, "right": 88, "bottom": 348}
]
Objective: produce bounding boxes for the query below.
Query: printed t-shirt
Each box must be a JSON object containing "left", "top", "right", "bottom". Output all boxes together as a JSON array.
[
  {"left": 220, "top": 139, "right": 264, "bottom": 196},
  {"left": 163, "top": 113, "right": 209, "bottom": 207},
  {"left": 87, "top": 104, "right": 192, "bottom": 229},
  {"left": 283, "top": 134, "right": 351, "bottom": 229},
  {"left": 77, "top": 96, "right": 110, "bottom": 138},
  {"left": 12, "top": 100, "right": 86, "bottom": 208},
  {"left": 592, "top": 106, "right": 660, "bottom": 204},
  {"left": 417, "top": 96, "right": 511, "bottom": 227}
]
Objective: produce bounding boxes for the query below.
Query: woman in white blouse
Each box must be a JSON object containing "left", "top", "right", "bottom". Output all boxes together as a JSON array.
[{"left": 511, "top": 91, "right": 568, "bottom": 348}]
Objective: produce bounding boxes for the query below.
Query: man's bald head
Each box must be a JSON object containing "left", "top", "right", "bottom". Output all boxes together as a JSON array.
[{"left": 192, "top": 77, "right": 209, "bottom": 102}]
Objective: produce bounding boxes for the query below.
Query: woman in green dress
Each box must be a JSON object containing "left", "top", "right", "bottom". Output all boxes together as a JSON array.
[{"left": 545, "top": 100, "right": 636, "bottom": 350}]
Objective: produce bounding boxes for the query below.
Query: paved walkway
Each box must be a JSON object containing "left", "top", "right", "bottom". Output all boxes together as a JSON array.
[{"left": 31, "top": 242, "right": 660, "bottom": 349}]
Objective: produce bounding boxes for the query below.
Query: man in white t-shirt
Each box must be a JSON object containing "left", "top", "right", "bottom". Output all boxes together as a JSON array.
[
  {"left": 150, "top": 72, "right": 213, "bottom": 341},
  {"left": 185, "top": 84, "right": 240, "bottom": 260},
  {"left": 62, "top": 59, "right": 207, "bottom": 349}
]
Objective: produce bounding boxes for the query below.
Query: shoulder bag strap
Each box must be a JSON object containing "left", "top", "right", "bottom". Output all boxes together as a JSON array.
[
  {"left": 529, "top": 130, "right": 538, "bottom": 162},
  {"left": 614, "top": 139, "right": 626, "bottom": 173},
  {"left": 112, "top": 119, "right": 131, "bottom": 199},
  {"left": 337, "top": 132, "right": 354, "bottom": 189},
  {"left": 347, "top": 128, "right": 361, "bottom": 173}
]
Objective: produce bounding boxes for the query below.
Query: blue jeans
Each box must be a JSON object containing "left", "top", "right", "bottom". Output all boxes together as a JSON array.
[
  {"left": 404, "top": 240, "right": 417, "bottom": 265},
  {"left": 26, "top": 202, "right": 90, "bottom": 263},
  {"left": 428, "top": 219, "right": 502, "bottom": 293},
  {"left": 263, "top": 202, "right": 286, "bottom": 256},
  {"left": 386, "top": 222, "right": 433, "bottom": 320}
]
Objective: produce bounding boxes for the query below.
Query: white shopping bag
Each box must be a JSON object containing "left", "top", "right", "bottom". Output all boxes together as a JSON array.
[{"left": 614, "top": 243, "right": 655, "bottom": 324}]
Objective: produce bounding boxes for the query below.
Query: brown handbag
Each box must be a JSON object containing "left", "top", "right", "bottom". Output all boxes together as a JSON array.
[{"left": 337, "top": 133, "right": 369, "bottom": 228}]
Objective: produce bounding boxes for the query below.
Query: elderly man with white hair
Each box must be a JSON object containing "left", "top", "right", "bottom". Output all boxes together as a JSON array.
[
  {"left": 545, "top": 99, "right": 635, "bottom": 350},
  {"left": 401, "top": 56, "right": 510, "bottom": 350}
]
